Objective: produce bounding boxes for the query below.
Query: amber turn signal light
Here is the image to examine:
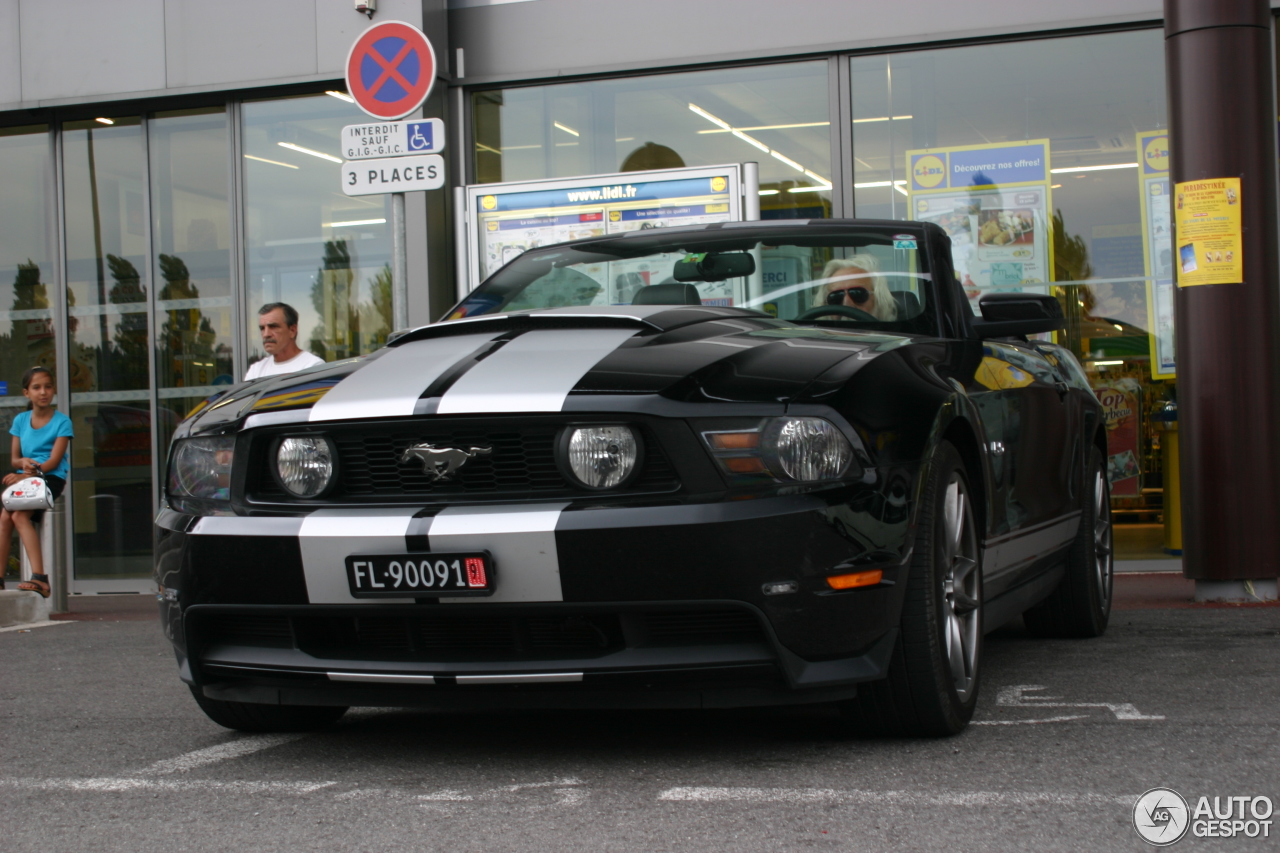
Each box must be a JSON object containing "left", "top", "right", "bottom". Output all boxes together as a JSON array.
[
  {"left": 724, "top": 457, "right": 766, "bottom": 473},
  {"left": 709, "top": 432, "right": 761, "bottom": 450},
  {"left": 825, "top": 569, "right": 883, "bottom": 590}
]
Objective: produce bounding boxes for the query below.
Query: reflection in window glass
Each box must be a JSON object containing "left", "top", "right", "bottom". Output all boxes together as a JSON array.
[
  {"left": 473, "top": 62, "right": 833, "bottom": 219},
  {"left": 63, "top": 117, "right": 153, "bottom": 580},
  {"left": 850, "top": 30, "right": 1174, "bottom": 559},
  {"left": 0, "top": 126, "right": 54, "bottom": 587},
  {"left": 242, "top": 94, "right": 393, "bottom": 370},
  {"left": 0, "top": 127, "right": 55, "bottom": 402},
  {"left": 150, "top": 107, "right": 235, "bottom": 451}
]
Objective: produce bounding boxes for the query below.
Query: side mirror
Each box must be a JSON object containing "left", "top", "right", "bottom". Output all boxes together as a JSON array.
[
  {"left": 673, "top": 251, "right": 755, "bottom": 283},
  {"left": 972, "top": 292, "right": 1065, "bottom": 337}
]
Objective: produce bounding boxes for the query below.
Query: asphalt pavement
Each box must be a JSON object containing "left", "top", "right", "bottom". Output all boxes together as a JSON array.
[{"left": 1, "top": 575, "right": 1277, "bottom": 852}]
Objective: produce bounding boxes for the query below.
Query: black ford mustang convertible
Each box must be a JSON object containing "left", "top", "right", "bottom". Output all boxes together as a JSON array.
[{"left": 155, "top": 219, "right": 1112, "bottom": 736}]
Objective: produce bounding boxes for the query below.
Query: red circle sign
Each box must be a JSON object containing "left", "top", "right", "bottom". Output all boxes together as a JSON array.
[{"left": 344, "top": 21, "right": 436, "bottom": 120}]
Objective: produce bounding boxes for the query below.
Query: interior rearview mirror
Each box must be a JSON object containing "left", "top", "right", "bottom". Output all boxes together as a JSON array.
[{"left": 672, "top": 251, "right": 756, "bottom": 283}]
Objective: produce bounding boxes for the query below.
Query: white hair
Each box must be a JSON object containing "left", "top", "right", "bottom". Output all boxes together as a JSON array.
[{"left": 812, "top": 254, "right": 898, "bottom": 321}]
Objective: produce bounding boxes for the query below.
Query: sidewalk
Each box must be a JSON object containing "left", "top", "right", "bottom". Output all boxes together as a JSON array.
[{"left": 51, "top": 593, "right": 158, "bottom": 622}]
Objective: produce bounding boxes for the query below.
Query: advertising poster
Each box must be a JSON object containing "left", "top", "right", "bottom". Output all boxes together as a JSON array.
[
  {"left": 462, "top": 166, "right": 744, "bottom": 296},
  {"left": 1094, "top": 381, "right": 1142, "bottom": 497},
  {"left": 906, "top": 141, "right": 1053, "bottom": 310},
  {"left": 1173, "top": 177, "right": 1243, "bottom": 287},
  {"left": 1137, "top": 131, "right": 1176, "bottom": 378}
]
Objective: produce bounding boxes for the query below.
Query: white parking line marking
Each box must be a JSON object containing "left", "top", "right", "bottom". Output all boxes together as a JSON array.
[
  {"left": 997, "top": 685, "right": 1165, "bottom": 720},
  {"left": 499, "top": 777, "right": 585, "bottom": 792},
  {"left": 0, "top": 777, "right": 335, "bottom": 794},
  {"left": 0, "top": 620, "right": 73, "bottom": 633},
  {"left": 972, "top": 715, "right": 1090, "bottom": 725},
  {"left": 0, "top": 773, "right": 587, "bottom": 802},
  {"left": 140, "top": 734, "right": 306, "bottom": 775},
  {"left": 657, "top": 787, "right": 1136, "bottom": 807}
]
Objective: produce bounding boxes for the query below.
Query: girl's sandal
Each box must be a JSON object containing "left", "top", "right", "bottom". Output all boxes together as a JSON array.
[{"left": 17, "top": 572, "right": 49, "bottom": 598}]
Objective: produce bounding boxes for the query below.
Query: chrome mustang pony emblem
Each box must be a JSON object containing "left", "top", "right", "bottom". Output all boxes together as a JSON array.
[{"left": 399, "top": 443, "right": 492, "bottom": 482}]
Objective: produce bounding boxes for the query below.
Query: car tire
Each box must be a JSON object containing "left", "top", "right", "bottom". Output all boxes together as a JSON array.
[
  {"left": 188, "top": 686, "right": 348, "bottom": 733},
  {"left": 840, "top": 440, "right": 982, "bottom": 737},
  {"left": 1022, "top": 445, "right": 1113, "bottom": 638}
]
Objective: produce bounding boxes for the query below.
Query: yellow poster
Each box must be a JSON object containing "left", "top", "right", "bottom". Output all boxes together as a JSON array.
[{"left": 1174, "top": 177, "right": 1243, "bottom": 286}]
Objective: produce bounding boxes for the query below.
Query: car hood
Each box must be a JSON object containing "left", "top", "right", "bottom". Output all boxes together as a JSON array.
[{"left": 182, "top": 307, "right": 921, "bottom": 435}]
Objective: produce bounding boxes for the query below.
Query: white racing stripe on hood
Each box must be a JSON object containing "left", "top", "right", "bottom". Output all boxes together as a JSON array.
[
  {"left": 428, "top": 503, "right": 569, "bottom": 603},
  {"left": 309, "top": 332, "right": 500, "bottom": 422},
  {"left": 436, "top": 328, "right": 637, "bottom": 414},
  {"left": 298, "top": 508, "right": 420, "bottom": 604}
]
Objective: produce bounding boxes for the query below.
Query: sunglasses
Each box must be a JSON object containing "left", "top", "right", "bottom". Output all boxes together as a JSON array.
[{"left": 826, "top": 286, "right": 870, "bottom": 306}]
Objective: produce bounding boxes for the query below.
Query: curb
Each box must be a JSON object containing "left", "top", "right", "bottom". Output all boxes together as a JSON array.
[{"left": 0, "top": 588, "right": 53, "bottom": 628}]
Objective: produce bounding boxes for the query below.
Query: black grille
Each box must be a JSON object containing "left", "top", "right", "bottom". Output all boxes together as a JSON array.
[
  {"left": 198, "top": 609, "right": 766, "bottom": 663},
  {"left": 250, "top": 418, "right": 678, "bottom": 503},
  {"left": 202, "top": 614, "right": 293, "bottom": 648},
  {"left": 643, "top": 610, "right": 764, "bottom": 645}
]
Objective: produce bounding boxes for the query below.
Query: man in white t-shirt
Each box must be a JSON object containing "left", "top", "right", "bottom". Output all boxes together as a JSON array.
[{"left": 244, "top": 302, "right": 326, "bottom": 381}]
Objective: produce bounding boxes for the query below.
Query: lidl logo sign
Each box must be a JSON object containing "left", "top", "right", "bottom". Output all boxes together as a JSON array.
[
  {"left": 1144, "top": 136, "right": 1169, "bottom": 173},
  {"left": 710, "top": 176, "right": 727, "bottom": 193},
  {"left": 912, "top": 154, "right": 947, "bottom": 190},
  {"left": 481, "top": 195, "right": 497, "bottom": 210}
]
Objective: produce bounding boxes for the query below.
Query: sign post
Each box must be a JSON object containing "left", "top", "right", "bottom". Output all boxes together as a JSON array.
[{"left": 343, "top": 20, "right": 440, "bottom": 331}]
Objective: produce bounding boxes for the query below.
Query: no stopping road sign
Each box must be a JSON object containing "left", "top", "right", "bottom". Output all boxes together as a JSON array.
[{"left": 345, "top": 21, "right": 437, "bottom": 120}]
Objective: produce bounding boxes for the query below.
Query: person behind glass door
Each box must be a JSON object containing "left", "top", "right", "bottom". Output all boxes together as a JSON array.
[
  {"left": 1, "top": 366, "right": 74, "bottom": 597},
  {"left": 244, "top": 302, "right": 325, "bottom": 380},
  {"left": 812, "top": 254, "right": 899, "bottom": 321}
]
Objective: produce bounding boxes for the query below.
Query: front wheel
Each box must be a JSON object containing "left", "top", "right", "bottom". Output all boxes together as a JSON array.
[
  {"left": 189, "top": 686, "right": 348, "bottom": 733},
  {"left": 840, "top": 441, "right": 982, "bottom": 736},
  {"left": 1023, "top": 445, "right": 1113, "bottom": 638}
]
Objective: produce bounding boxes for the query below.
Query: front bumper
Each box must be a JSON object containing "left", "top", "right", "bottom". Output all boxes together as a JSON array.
[{"left": 155, "top": 491, "right": 910, "bottom": 709}]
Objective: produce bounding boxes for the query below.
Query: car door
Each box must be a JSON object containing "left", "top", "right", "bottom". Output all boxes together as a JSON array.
[{"left": 973, "top": 338, "right": 1077, "bottom": 592}]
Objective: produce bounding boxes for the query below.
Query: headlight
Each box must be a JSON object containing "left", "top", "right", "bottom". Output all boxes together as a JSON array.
[
  {"left": 274, "top": 436, "right": 337, "bottom": 498},
  {"left": 560, "top": 425, "right": 640, "bottom": 490},
  {"left": 168, "top": 436, "right": 235, "bottom": 501},
  {"left": 767, "top": 417, "right": 852, "bottom": 481},
  {"left": 701, "top": 416, "right": 854, "bottom": 484}
]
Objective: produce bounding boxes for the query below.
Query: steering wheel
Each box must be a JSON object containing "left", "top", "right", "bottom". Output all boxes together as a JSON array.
[{"left": 796, "top": 304, "right": 878, "bottom": 322}]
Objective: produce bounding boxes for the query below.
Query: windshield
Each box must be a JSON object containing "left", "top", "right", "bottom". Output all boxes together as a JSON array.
[{"left": 445, "top": 226, "right": 934, "bottom": 332}]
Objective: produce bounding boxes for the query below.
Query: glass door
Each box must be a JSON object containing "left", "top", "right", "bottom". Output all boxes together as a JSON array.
[
  {"left": 149, "top": 108, "right": 236, "bottom": 452},
  {"left": 0, "top": 126, "right": 57, "bottom": 589},
  {"left": 62, "top": 116, "right": 154, "bottom": 591}
]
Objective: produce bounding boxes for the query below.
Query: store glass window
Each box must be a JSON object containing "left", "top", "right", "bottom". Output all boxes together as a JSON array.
[
  {"left": 850, "top": 30, "right": 1175, "bottom": 562},
  {"left": 0, "top": 125, "right": 55, "bottom": 586},
  {"left": 472, "top": 61, "right": 833, "bottom": 218},
  {"left": 62, "top": 116, "right": 153, "bottom": 581},
  {"left": 149, "top": 107, "right": 235, "bottom": 451},
  {"left": 242, "top": 93, "right": 394, "bottom": 369}
]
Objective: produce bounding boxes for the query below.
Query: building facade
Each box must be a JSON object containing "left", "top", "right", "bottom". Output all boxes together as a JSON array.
[{"left": 0, "top": 0, "right": 1275, "bottom": 592}]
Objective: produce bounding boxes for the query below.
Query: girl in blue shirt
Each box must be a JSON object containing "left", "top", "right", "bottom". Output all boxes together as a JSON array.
[{"left": 2, "top": 366, "right": 73, "bottom": 597}]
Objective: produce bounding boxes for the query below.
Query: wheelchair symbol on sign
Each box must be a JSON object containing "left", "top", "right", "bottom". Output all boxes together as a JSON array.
[{"left": 407, "top": 122, "right": 433, "bottom": 151}]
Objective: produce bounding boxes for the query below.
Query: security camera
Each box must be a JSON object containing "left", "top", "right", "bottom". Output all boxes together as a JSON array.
[{"left": 355, "top": 0, "right": 376, "bottom": 19}]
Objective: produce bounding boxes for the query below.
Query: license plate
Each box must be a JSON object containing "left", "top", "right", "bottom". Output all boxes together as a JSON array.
[{"left": 345, "top": 552, "right": 494, "bottom": 598}]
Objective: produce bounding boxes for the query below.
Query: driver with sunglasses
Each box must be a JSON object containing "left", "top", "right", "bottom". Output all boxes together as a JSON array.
[{"left": 813, "top": 255, "right": 899, "bottom": 322}]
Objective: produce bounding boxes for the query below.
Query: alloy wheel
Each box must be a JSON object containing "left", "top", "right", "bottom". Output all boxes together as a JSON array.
[
  {"left": 1093, "top": 468, "right": 1114, "bottom": 613},
  {"left": 941, "top": 477, "right": 980, "bottom": 702}
]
